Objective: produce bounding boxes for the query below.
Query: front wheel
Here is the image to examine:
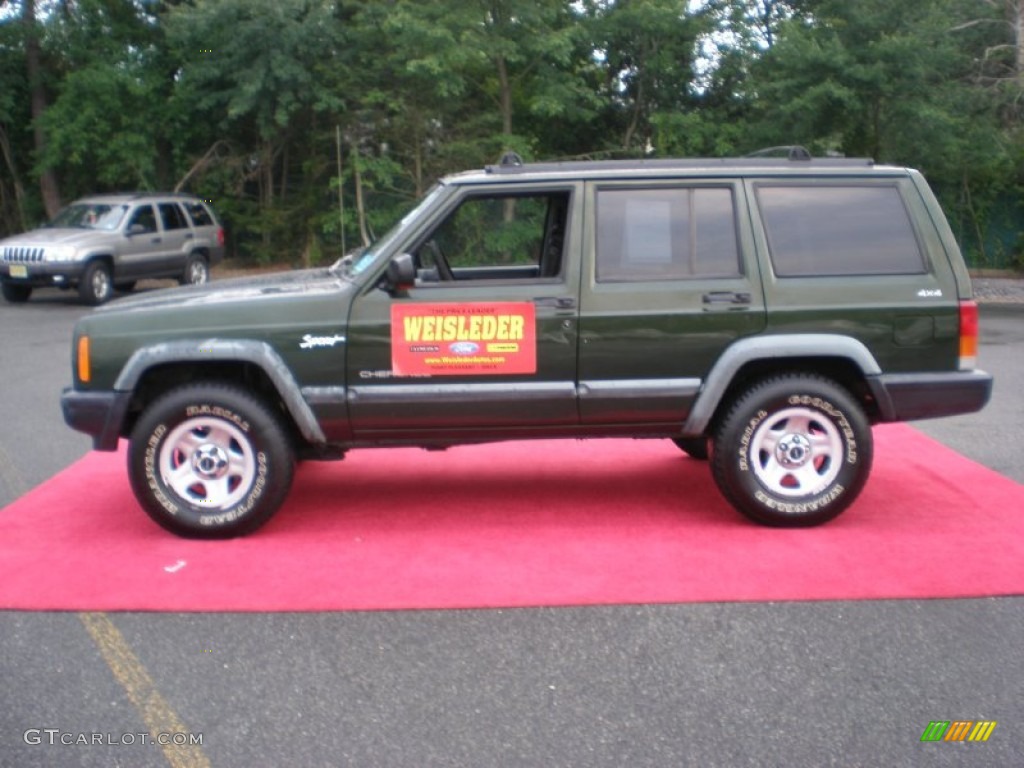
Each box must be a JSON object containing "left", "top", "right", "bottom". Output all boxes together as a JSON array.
[
  {"left": 672, "top": 436, "right": 709, "bottom": 460},
  {"left": 127, "top": 383, "right": 295, "bottom": 538},
  {"left": 711, "top": 375, "right": 873, "bottom": 527},
  {"left": 78, "top": 261, "right": 113, "bottom": 304},
  {"left": 1, "top": 281, "right": 32, "bottom": 303}
]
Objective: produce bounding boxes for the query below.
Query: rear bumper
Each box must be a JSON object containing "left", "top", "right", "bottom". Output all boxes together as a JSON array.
[
  {"left": 61, "top": 388, "right": 132, "bottom": 451},
  {"left": 871, "top": 370, "right": 993, "bottom": 422}
]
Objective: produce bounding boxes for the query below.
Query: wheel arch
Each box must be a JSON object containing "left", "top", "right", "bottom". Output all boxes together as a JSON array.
[
  {"left": 80, "top": 253, "right": 114, "bottom": 278},
  {"left": 682, "top": 334, "right": 889, "bottom": 437},
  {"left": 115, "top": 340, "right": 326, "bottom": 446}
]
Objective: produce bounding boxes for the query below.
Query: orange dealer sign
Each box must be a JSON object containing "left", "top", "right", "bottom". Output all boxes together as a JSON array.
[{"left": 391, "top": 302, "right": 537, "bottom": 376}]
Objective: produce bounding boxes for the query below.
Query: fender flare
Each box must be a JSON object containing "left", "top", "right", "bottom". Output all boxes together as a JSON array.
[
  {"left": 114, "top": 339, "right": 327, "bottom": 444},
  {"left": 680, "top": 334, "right": 887, "bottom": 436}
]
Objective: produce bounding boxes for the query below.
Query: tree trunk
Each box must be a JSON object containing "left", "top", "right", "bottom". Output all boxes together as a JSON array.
[
  {"left": 496, "top": 54, "right": 513, "bottom": 137},
  {"left": 0, "top": 124, "right": 28, "bottom": 232},
  {"left": 1016, "top": 0, "right": 1024, "bottom": 86},
  {"left": 352, "top": 149, "right": 370, "bottom": 247},
  {"left": 23, "top": 0, "right": 61, "bottom": 218}
]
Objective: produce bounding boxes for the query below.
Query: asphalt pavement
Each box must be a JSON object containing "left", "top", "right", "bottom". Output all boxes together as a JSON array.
[{"left": 1, "top": 279, "right": 1022, "bottom": 767}]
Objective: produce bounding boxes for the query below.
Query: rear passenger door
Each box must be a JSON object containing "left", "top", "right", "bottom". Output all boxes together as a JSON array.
[{"left": 577, "top": 180, "right": 766, "bottom": 425}]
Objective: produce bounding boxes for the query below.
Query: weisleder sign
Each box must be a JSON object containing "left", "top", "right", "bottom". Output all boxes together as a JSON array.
[{"left": 391, "top": 301, "right": 537, "bottom": 376}]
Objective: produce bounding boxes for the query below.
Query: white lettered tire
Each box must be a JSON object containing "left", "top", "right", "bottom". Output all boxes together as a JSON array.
[
  {"left": 128, "top": 383, "right": 295, "bottom": 538},
  {"left": 711, "top": 375, "right": 873, "bottom": 527}
]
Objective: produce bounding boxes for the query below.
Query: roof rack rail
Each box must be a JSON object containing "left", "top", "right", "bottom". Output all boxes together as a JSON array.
[{"left": 744, "top": 145, "right": 813, "bottom": 161}]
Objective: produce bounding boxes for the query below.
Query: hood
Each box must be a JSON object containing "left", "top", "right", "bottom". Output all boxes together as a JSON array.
[
  {"left": 94, "top": 267, "right": 349, "bottom": 314},
  {"left": 1, "top": 227, "right": 109, "bottom": 248}
]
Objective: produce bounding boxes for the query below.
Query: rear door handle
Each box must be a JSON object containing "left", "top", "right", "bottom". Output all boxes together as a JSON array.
[{"left": 703, "top": 291, "right": 751, "bottom": 306}]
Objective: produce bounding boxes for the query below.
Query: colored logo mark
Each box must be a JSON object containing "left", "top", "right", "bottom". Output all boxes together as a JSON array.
[{"left": 920, "top": 720, "right": 997, "bottom": 742}]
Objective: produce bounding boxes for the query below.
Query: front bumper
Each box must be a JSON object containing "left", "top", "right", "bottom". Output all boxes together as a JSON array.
[
  {"left": 61, "top": 388, "right": 133, "bottom": 451},
  {"left": 2, "top": 260, "right": 87, "bottom": 288},
  {"left": 871, "top": 370, "right": 994, "bottom": 422}
]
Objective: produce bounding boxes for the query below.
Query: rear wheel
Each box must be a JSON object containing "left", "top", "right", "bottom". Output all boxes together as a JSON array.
[
  {"left": 127, "top": 382, "right": 295, "bottom": 538},
  {"left": 181, "top": 253, "right": 209, "bottom": 285},
  {"left": 1, "top": 282, "right": 32, "bottom": 303},
  {"left": 711, "top": 375, "right": 873, "bottom": 527}
]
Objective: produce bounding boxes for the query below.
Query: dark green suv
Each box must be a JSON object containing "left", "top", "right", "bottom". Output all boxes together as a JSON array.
[{"left": 61, "top": 152, "right": 993, "bottom": 537}]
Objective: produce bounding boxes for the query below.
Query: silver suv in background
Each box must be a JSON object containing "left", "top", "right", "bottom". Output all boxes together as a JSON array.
[{"left": 0, "top": 192, "right": 225, "bottom": 304}]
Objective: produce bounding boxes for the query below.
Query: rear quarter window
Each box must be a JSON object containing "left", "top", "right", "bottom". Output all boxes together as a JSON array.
[
  {"left": 756, "top": 184, "right": 926, "bottom": 277},
  {"left": 185, "top": 202, "right": 215, "bottom": 227}
]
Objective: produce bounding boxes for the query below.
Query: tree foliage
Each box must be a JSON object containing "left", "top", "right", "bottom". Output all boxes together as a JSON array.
[{"left": 1, "top": 0, "right": 1023, "bottom": 267}]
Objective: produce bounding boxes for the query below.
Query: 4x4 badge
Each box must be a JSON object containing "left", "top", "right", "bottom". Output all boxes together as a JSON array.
[{"left": 917, "top": 288, "right": 943, "bottom": 298}]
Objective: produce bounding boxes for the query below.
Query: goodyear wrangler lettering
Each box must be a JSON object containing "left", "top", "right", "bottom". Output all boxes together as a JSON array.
[{"left": 392, "top": 302, "right": 537, "bottom": 376}]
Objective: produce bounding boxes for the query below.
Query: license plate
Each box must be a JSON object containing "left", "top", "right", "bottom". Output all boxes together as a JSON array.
[{"left": 9, "top": 265, "right": 28, "bottom": 279}]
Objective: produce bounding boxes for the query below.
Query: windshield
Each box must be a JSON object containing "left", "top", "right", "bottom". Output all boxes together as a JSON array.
[
  {"left": 47, "top": 203, "right": 127, "bottom": 231},
  {"left": 330, "top": 183, "right": 447, "bottom": 279}
]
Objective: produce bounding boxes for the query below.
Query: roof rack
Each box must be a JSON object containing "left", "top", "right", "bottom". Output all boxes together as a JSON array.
[{"left": 484, "top": 152, "right": 875, "bottom": 175}]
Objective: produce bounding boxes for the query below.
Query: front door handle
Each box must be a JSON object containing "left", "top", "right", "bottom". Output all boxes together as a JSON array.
[{"left": 534, "top": 296, "right": 576, "bottom": 310}]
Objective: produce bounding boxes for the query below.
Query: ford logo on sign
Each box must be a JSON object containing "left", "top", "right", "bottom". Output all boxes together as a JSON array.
[{"left": 449, "top": 342, "right": 479, "bottom": 355}]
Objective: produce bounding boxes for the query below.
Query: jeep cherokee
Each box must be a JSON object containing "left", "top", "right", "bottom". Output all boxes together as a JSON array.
[{"left": 61, "top": 152, "right": 993, "bottom": 537}]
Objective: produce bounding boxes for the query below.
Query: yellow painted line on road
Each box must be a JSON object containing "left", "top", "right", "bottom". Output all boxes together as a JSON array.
[{"left": 78, "top": 612, "right": 211, "bottom": 768}]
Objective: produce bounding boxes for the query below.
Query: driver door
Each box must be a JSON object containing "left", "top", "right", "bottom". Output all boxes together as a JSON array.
[{"left": 346, "top": 184, "right": 581, "bottom": 437}]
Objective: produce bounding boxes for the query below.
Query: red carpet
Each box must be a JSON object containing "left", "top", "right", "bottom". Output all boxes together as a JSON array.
[{"left": 1, "top": 424, "right": 1022, "bottom": 612}]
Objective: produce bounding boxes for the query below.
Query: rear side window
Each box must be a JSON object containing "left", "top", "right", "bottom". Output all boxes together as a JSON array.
[
  {"left": 159, "top": 202, "right": 189, "bottom": 231},
  {"left": 185, "top": 202, "right": 215, "bottom": 227},
  {"left": 596, "top": 187, "right": 740, "bottom": 282},
  {"left": 756, "top": 184, "right": 926, "bottom": 277}
]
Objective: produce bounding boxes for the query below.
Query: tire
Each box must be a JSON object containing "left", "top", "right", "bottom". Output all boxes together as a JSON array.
[
  {"left": 78, "top": 261, "right": 113, "bottom": 305},
  {"left": 181, "top": 253, "right": 209, "bottom": 286},
  {"left": 710, "top": 375, "right": 873, "bottom": 527},
  {"left": 127, "top": 383, "right": 295, "bottom": 538},
  {"left": 672, "top": 436, "right": 709, "bottom": 460},
  {"left": 1, "top": 281, "right": 32, "bottom": 303}
]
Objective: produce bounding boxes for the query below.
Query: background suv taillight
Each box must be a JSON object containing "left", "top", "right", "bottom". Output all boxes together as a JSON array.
[
  {"left": 959, "top": 300, "right": 979, "bottom": 370},
  {"left": 217, "top": 227, "right": 225, "bottom": 247}
]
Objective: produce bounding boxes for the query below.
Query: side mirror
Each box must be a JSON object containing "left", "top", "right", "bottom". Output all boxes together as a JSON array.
[
  {"left": 127, "top": 223, "right": 147, "bottom": 236},
  {"left": 384, "top": 253, "right": 416, "bottom": 292}
]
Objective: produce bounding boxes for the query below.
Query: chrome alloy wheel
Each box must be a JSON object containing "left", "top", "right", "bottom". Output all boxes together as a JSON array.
[
  {"left": 158, "top": 417, "right": 256, "bottom": 509},
  {"left": 186, "top": 257, "right": 208, "bottom": 284},
  {"left": 748, "top": 406, "right": 844, "bottom": 497}
]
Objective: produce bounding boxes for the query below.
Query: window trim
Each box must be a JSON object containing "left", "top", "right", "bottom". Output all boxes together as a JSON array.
[
  {"left": 753, "top": 181, "right": 929, "bottom": 278},
  {"left": 407, "top": 186, "right": 576, "bottom": 287},
  {"left": 593, "top": 183, "right": 744, "bottom": 284}
]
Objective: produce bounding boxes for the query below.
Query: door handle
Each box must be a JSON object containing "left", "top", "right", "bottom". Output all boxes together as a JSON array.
[
  {"left": 702, "top": 291, "right": 751, "bottom": 306},
  {"left": 534, "top": 296, "right": 576, "bottom": 310}
]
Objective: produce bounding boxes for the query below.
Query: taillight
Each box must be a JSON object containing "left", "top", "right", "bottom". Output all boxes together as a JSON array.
[
  {"left": 77, "top": 335, "right": 91, "bottom": 383},
  {"left": 217, "top": 227, "right": 225, "bottom": 247},
  {"left": 959, "top": 300, "right": 978, "bottom": 370}
]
